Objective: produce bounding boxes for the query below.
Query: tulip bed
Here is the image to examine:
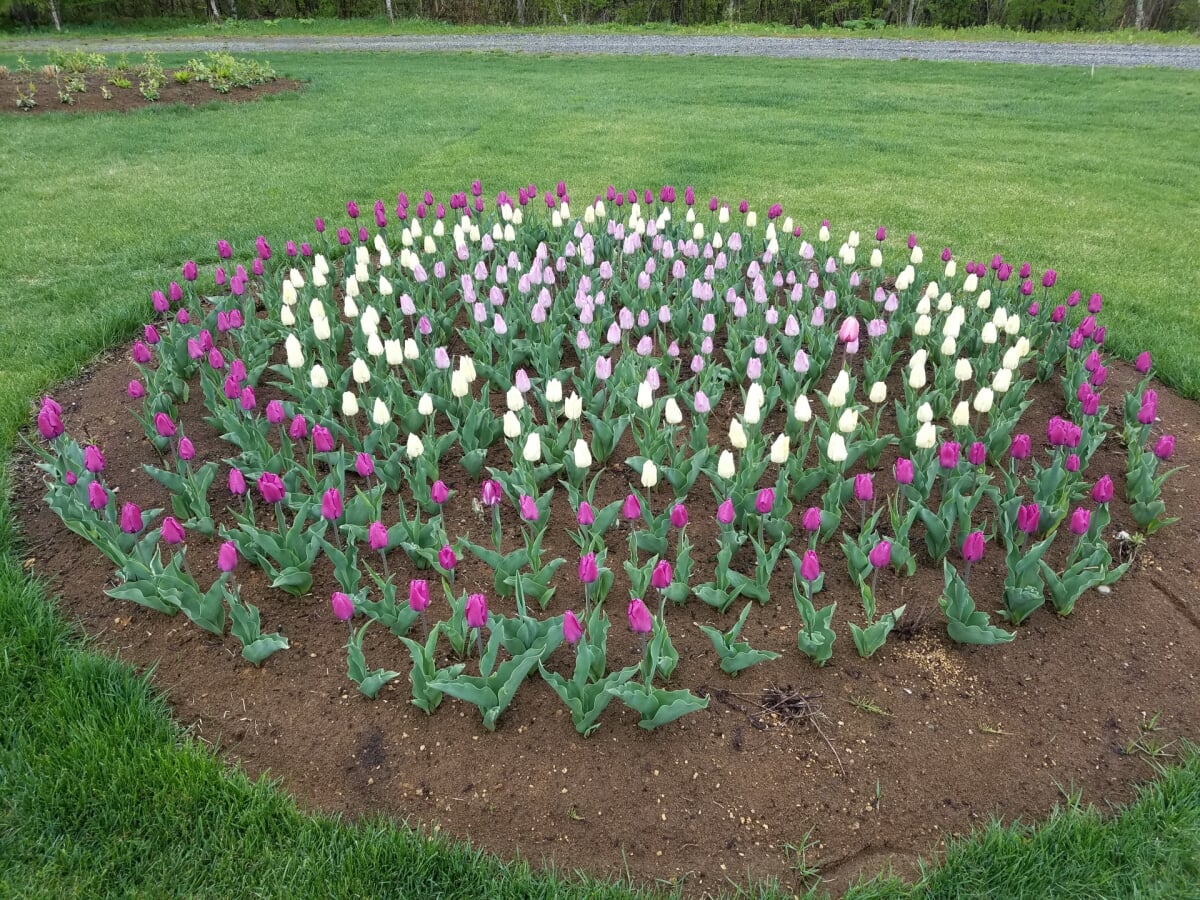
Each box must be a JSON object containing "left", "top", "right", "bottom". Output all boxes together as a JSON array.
[{"left": 27, "top": 182, "right": 1181, "bottom": 736}]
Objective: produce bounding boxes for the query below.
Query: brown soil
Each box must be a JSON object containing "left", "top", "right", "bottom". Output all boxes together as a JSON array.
[
  {"left": 12, "top": 345, "right": 1200, "bottom": 898},
  {"left": 1, "top": 68, "right": 302, "bottom": 115}
]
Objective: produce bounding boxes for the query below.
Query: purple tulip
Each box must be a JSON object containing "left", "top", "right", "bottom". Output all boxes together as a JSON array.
[
  {"left": 153, "top": 413, "right": 176, "bottom": 438},
  {"left": 868, "top": 540, "right": 892, "bottom": 569},
  {"left": 1154, "top": 435, "right": 1175, "bottom": 461},
  {"left": 650, "top": 559, "right": 673, "bottom": 590},
  {"left": 939, "top": 441, "right": 961, "bottom": 470},
  {"left": 968, "top": 442, "right": 987, "bottom": 467},
  {"left": 355, "top": 453, "right": 375, "bottom": 479},
  {"left": 321, "top": 488, "right": 343, "bottom": 521},
  {"left": 239, "top": 386, "right": 256, "bottom": 411},
  {"left": 1041, "top": 269, "right": 1057, "bottom": 288},
  {"left": 622, "top": 493, "right": 642, "bottom": 520},
  {"left": 1010, "top": 434, "right": 1031, "bottom": 461},
  {"left": 1091, "top": 475, "right": 1114, "bottom": 504},
  {"left": 894, "top": 458, "right": 914, "bottom": 485},
  {"left": 438, "top": 544, "right": 457, "bottom": 572},
  {"left": 1135, "top": 352, "right": 1152, "bottom": 374},
  {"left": 717, "top": 498, "right": 735, "bottom": 525},
  {"left": 83, "top": 479, "right": 106, "bottom": 510},
  {"left": 519, "top": 495, "right": 539, "bottom": 522},
  {"left": 431, "top": 480, "right": 449, "bottom": 505},
  {"left": 800, "top": 550, "right": 821, "bottom": 583},
  {"left": 168, "top": 282, "right": 183, "bottom": 303},
  {"left": 563, "top": 611, "right": 583, "bottom": 645},
  {"left": 1017, "top": 503, "right": 1041, "bottom": 535},
  {"left": 1065, "top": 453, "right": 1080, "bottom": 473},
  {"left": 217, "top": 541, "right": 238, "bottom": 573},
  {"left": 802, "top": 506, "right": 822, "bottom": 532},
  {"left": 64, "top": 471, "right": 77, "bottom": 486},
  {"left": 961, "top": 531, "right": 985, "bottom": 563},
  {"left": 288, "top": 415, "right": 308, "bottom": 441},
  {"left": 756, "top": 488, "right": 776, "bottom": 515},
  {"left": 670, "top": 503, "right": 689, "bottom": 529},
  {"left": 368, "top": 520, "right": 389, "bottom": 551},
  {"left": 161, "top": 516, "right": 186, "bottom": 545},
  {"left": 83, "top": 445, "right": 105, "bottom": 473},
  {"left": 577, "top": 501, "right": 594, "bottom": 526},
  {"left": 466, "top": 593, "right": 488, "bottom": 629},
  {"left": 1066, "top": 507, "right": 1090, "bottom": 536},
  {"left": 258, "top": 472, "right": 285, "bottom": 504},
  {"left": 853, "top": 474, "right": 873, "bottom": 503},
  {"left": 331, "top": 591, "right": 354, "bottom": 622},
  {"left": 312, "top": 426, "right": 334, "bottom": 453},
  {"left": 127, "top": 380, "right": 146, "bottom": 399},
  {"left": 627, "top": 598, "right": 653, "bottom": 634},
  {"left": 577, "top": 552, "right": 600, "bottom": 585},
  {"left": 408, "top": 579, "right": 431, "bottom": 612},
  {"left": 117, "top": 502, "right": 142, "bottom": 534},
  {"left": 227, "top": 468, "right": 246, "bottom": 496},
  {"left": 266, "top": 400, "right": 285, "bottom": 425},
  {"left": 481, "top": 479, "right": 502, "bottom": 507}
]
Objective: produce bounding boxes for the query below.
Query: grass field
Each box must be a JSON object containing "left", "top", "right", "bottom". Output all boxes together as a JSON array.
[
  {"left": 3, "top": 17, "right": 1200, "bottom": 45},
  {"left": 2, "top": 50, "right": 1199, "bottom": 897}
]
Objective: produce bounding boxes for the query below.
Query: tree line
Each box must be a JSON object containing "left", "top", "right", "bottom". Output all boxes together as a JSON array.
[{"left": 5, "top": 0, "right": 1198, "bottom": 37}]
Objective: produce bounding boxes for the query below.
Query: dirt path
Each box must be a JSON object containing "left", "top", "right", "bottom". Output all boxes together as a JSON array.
[{"left": 7, "top": 33, "right": 1200, "bottom": 69}]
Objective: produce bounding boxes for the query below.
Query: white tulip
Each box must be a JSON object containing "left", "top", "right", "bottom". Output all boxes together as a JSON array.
[
  {"left": 459, "top": 356, "right": 477, "bottom": 383},
  {"left": 747, "top": 382, "right": 765, "bottom": 410},
  {"left": 869, "top": 381, "right": 887, "bottom": 404},
  {"left": 1002, "top": 347, "right": 1021, "bottom": 370},
  {"left": 895, "top": 269, "right": 912, "bottom": 292},
  {"left": 1015, "top": 336, "right": 1031, "bottom": 358},
  {"left": 280, "top": 305, "right": 295, "bottom": 327},
  {"left": 309, "top": 365, "right": 328, "bottom": 389},
  {"left": 951, "top": 401, "right": 970, "bottom": 427},
  {"left": 729, "top": 419, "right": 748, "bottom": 450},
  {"left": 418, "top": 393, "right": 434, "bottom": 416},
  {"left": 914, "top": 314, "right": 931, "bottom": 337},
  {"left": 636, "top": 381, "right": 654, "bottom": 411},
  {"left": 378, "top": 246, "right": 392, "bottom": 268},
  {"left": 976, "top": 288, "right": 991, "bottom": 310},
  {"left": 315, "top": 254, "right": 330, "bottom": 275},
  {"left": 551, "top": 211, "right": 563, "bottom": 229},
  {"left": 848, "top": 229, "right": 860, "bottom": 248},
  {"left": 794, "top": 394, "right": 812, "bottom": 423},
  {"left": 963, "top": 272, "right": 978, "bottom": 293},
  {"left": 746, "top": 210, "right": 758, "bottom": 228},
  {"left": 503, "top": 410, "right": 521, "bottom": 439},
  {"left": 720, "top": 206, "right": 731, "bottom": 225},
  {"left": 908, "top": 365, "right": 927, "bottom": 390},
  {"left": 818, "top": 224, "right": 830, "bottom": 242},
  {"left": 641, "top": 460, "right": 659, "bottom": 488},
  {"left": 372, "top": 397, "right": 390, "bottom": 425},
  {"left": 366, "top": 333, "right": 384, "bottom": 358},
  {"left": 563, "top": 392, "right": 583, "bottom": 421},
  {"left": 992, "top": 308, "right": 1009, "bottom": 330},
  {"left": 406, "top": 432, "right": 424, "bottom": 459},
  {"left": 360, "top": 306, "right": 380, "bottom": 334},
  {"left": 522, "top": 432, "right": 542, "bottom": 463},
  {"left": 355, "top": 246, "right": 370, "bottom": 266},
  {"left": 313, "top": 317, "right": 331, "bottom": 342},
  {"left": 450, "top": 370, "right": 469, "bottom": 398},
  {"left": 914, "top": 421, "right": 937, "bottom": 449},
  {"left": 285, "top": 334, "right": 304, "bottom": 369},
  {"left": 546, "top": 378, "right": 563, "bottom": 404},
  {"left": 433, "top": 219, "right": 445, "bottom": 238},
  {"left": 403, "top": 338, "right": 419, "bottom": 360},
  {"left": 829, "top": 370, "right": 851, "bottom": 408},
  {"left": 693, "top": 222, "right": 705, "bottom": 241},
  {"left": 312, "top": 268, "right": 327, "bottom": 288},
  {"left": 354, "top": 263, "right": 370, "bottom": 286},
  {"left": 341, "top": 391, "right": 359, "bottom": 417},
  {"left": 981, "top": 322, "right": 998, "bottom": 345},
  {"left": 717, "top": 450, "right": 736, "bottom": 479},
  {"left": 870, "top": 248, "right": 883, "bottom": 268},
  {"left": 916, "top": 296, "right": 931, "bottom": 316},
  {"left": 309, "top": 298, "right": 327, "bottom": 321},
  {"left": 770, "top": 434, "right": 791, "bottom": 465},
  {"left": 743, "top": 398, "right": 761, "bottom": 425},
  {"left": 944, "top": 259, "right": 957, "bottom": 279},
  {"left": 1005, "top": 314, "right": 1021, "bottom": 336},
  {"left": 910, "top": 245, "right": 924, "bottom": 264},
  {"left": 925, "top": 281, "right": 940, "bottom": 300},
  {"left": 940, "top": 336, "right": 957, "bottom": 357},
  {"left": 573, "top": 439, "right": 592, "bottom": 469},
  {"left": 973, "top": 388, "right": 994, "bottom": 414},
  {"left": 352, "top": 357, "right": 371, "bottom": 385},
  {"left": 954, "top": 358, "right": 973, "bottom": 382},
  {"left": 783, "top": 216, "right": 793, "bottom": 232},
  {"left": 664, "top": 398, "right": 683, "bottom": 425},
  {"left": 506, "top": 386, "right": 525, "bottom": 412},
  {"left": 826, "top": 433, "right": 848, "bottom": 463},
  {"left": 281, "top": 281, "right": 297, "bottom": 307},
  {"left": 909, "top": 348, "right": 928, "bottom": 371},
  {"left": 992, "top": 367, "right": 1013, "bottom": 394},
  {"left": 916, "top": 402, "right": 933, "bottom": 424},
  {"left": 938, "top": 292, "right": 954, "bottom": 314},
  {"left": 384, "top": 339, "right": 403, "bottom": 366},
  {"left": 712, "top": 232, "right": 723, "bottom": 249},
  {"left": 411, "top": 219, "right": 423, "bottom": 238},
  {"left": 378, "top": 275, "right": 393, "bottom": 296},
  {"left": 837, "top": 408, "right": 859, "bottom": 434}
]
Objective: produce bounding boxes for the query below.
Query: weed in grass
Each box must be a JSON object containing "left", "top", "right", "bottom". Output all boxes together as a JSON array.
[
  {"left": 848, "top": 695, "right": 892, "bottom": 717},
  {"left": 784, "top": 827, "right": 823, "bottom": 892}
]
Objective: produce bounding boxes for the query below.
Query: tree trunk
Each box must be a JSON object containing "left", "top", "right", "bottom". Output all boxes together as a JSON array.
[
  {"left": 384, "top": 0, "right": 395, "bottom": 22},
  {"left": 516, "top": 0, "right": 525, "bottom": 24},
  {"left": 48, "top": 0, "right": 62, "bottom": 31},
  {"left": 905, "top": 0, "right": 915, "bottom": 26},
  {"left": 208, "top": 0, "right": 222, "bottom": 21},
  {"left": 1135, "top": 0, "right": 1146, "bottom": 29}
]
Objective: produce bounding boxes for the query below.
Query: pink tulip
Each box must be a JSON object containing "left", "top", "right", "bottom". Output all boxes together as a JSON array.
[
  {"left": 578, "top": 552, "right": 598, "bottom": 584},
  {"left": 178, "top": 437, "right": 195, "bottom": 462},
  {"left": 355, "top": 453, "right": 375, "bottom": 479},
  {"left": 802, "top": 506, "right": 822, "bottom": 532},
  {"left": 1154, "top": 435, "right": 1175, "bottom": 461},
  {"left": 312, "top": 426, "right": 334, "bottom": 453},
  {"left": 127, "top": 380, "right": 146, "bottom": 399},
  {"left": 893, "top": 458, "right": 914, "bottom": 485},
  {"left": 217, "top": 541, "right": 238, "bottom": 573},
  {"left": 968, "top": 442, "right": 986, "bottom": 467},
  {"left": 563, "top": 610, "right": 583, "bottom": 645},
  {"left": 576, "top": 501, "right": 594, "bottom": 526},
  {"left": 1069, "top": 508, "right": 1091, "bottom": 536},
  {"left": 622, "top": 493, "right": 642, "bottom": 520},
  {"left": 853, "top": 474, "right": 873, "bottom": 503},
  {"left": 627, "top": 598, "right": 653, "bottom": 634},
  {"left": 84, "top": 445, "right": 105, "bottom": 473},
  {"left": 670, "top": 503, "right": 689, "bottom": 529},
  {"left": 154, "top": 413, "right": 176, "bottom": 438},
  {"left": 717, "top": 498, "right": 735, "bottom": 525},
  {"left": 1017, "top": 503, "right": 1040, "bottom": 535},
  {"left": 868, "top": 540, "right": 891, "bottom": 569},
  {"left": 321, "top": 488, "right": 343, "bottom": 521},
  {"left": 438, "top": 544, "right": 457, "bottom": 572},
  {"left": 466, "top": 593, "right": 488, "bottom": 629},
  {"left": 228, "top": 468, "right": 246, "bottom": 495},
  {"left": 519, "top": 495, "right": 539, "bottom": 521},
  {"left": 650, "top": 559, "right": 673, "bottom": 590},
  {"left": 939, "top": 442, "right": 960, "bottom": 470},
  {"left": 119, "top": 502, "right": 142, "bottom": 534},
  {"left": 755, "top": 488, "right": 776, "bottom": 515},
  {"left": 161, "top": 516, "right": 186, "bottom": 545},
  {"left": 266, "top": 400, "right": 285, "bottom": 425},
  {"left": 1091, "top": 475, "right": 1114, "bottom": 504},
  {"left": 331, "top": 591, "right": 354, "bottom": 622},
  {"left": 258, "top": 472, "right": 285, "bottom": 504},
  {"left": 961, "top": 531, "right": 985, "bottom": 563},
  {"left": 408, "top": 580, "right": 430, "bottom": 612},
  {"left": 1009, "top": 434, "right": 1031, "bottom": 461},
  {"left": 289, "top": 415, "right": 308, "bottom": 440},
  {"left": 480, "top": 479, "right": 502, "bottom": 507},
  {"left": 431, "top": 480, "right": 449, "bottom": 505},
  {"left": 800, "top": 550, "right": 821, "bottom": 583}
]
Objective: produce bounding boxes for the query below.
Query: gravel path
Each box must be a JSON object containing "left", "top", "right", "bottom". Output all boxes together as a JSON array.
[{"left": 7, "top": 33, "right": 1200, "bottom": 69}]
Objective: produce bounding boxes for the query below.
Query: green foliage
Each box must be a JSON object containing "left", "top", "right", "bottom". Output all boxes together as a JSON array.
[
  {"left": 227, "top": 590, "right": 290, "bottom": 665},
  {"left": 697, "top": 602, "right": 781, "bottom": 675},
  {"left": 185, "top": 51, "right": 276, "bottom": 94}
]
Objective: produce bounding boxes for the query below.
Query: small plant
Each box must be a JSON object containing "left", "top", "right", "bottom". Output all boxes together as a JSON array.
[
  {"left": 0, "top": 66, "right": 10, "bottom": 78},
  {"left": 1123, "top": 711, "right": 1176, "bottom": 760},
  {"left": 41, "top": 64, "right": 60, "bottom": 78},
  {"left": 848, "top": 695, "right": 892, "bottom": 717},
  {"left": 697, "top": 602, "right": 780, "bottom": 676},
  {"left": 15, "top": 82, "right": 37, "bottom": 110},
  {"left": 65, "top": 73, "right": 87, "bottom": 94},
  {"left": 57, "top": 89, "right": 74, "bottom": 106},
  {"left": 115, "top": 52, "right": 130, "bottom": 72},
  {"left": 784, "top": 827, "right": 822, "bottom": 891},
  {"left": 16, "top": 56, "right": 34, "bottom": 73},
  {"left": 174, "top": 69, "right": 193, "bottom": 84},
  {"left": 109, "top": 76, "right": 132, "bottom": 89},
  {"left": 101, "top": 86, "right": 112, "bottom": 100},
  {"left": 138, "top": 52, "right": 166, "bottom": 102}
]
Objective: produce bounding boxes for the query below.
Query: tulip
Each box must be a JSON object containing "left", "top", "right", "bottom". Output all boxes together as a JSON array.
[
  {"left": 770, "top": 434, "right": 791, "bottom": 465},
  {"left": 258, "top": 472, "right": 285, "bottom": 504},
  {"left": 408, "top": 579, "right": 431, "bottom": 613},
  {"left": 853, "top": 473, "right": 873, "bottom": 503},
  {"left": 320, "top": 488, "right": 343, "bottom": 522},
  {"left": 1010, "top": 433, "right": 1031, "bottom": 461},
  {"left": 914, "top": 422, "right": 937, "bottom": 450},
  {"left": 627, "top": 598, "right": 653, "bottom": 635},
  {"left": 481, "top": 479, "right": 502, "bottom": 507},
  {"left": 578, "top": 552, "right": 599, "bottom": 585},
  {"left": 466, "top": 592, "right": 489, "bottom": 630},
  {"left": 868, "top": 540, "right": 891, "bottom": 569},
  {"left": 893, "top": 458, "right": 914, "bottom": 485},
  {"left": 1154, "top": 435, "right": 1175, "bottom": 460},
  {"left": 622, "top": 493, "right": 642, "bottom": 520},
  {"left": 563, "top": 610, "right": 584, "bottom": 645},
  {"left": 572, "top": 439, "right": 592, "bottom": 469},
  {"left": 1017, "top": 503, "right": 1041, "bottom": 536},
  {"left": 81, "top": 478, "right": 106, "bottom": 511},
  {"left": 827, "top": 433, "right": 848, "bottom": 464},
  {"left": 651, "top": 559, "right": 673, "bottom": 590},
  {"left": 162, "top": 516, "right": 186, "bottom": 545},
  {"left": 331, "top": 591, "right": 354, "bottom": 622},
  {"left": 368, "top": 520, "right": 389, "bottom": 553},
  {"left": 438, "top": 544, "right": 458, "bottom": 575},
  {"left": 311, "top": 425, "right": 334, "bottom": 453},
  {"left": 1092, "top": 475, "right": 1114, "bottom": 504},
  {"left": 641, "top": 460, "right": 659, "bottom": 489},
  {"left": 961, "top": 531, "right": 985, "bottom": 563},
  {"left": 939, "top": 442, "right": 960, "bottom": 470},
  {"left": 729, "top": 419, "right": 748, "bottom": 450},
  {"left": 717, "top": 498, "right": 735, "bottom": 525},
  {"left": 1135, "top": 352, "right": 1152, "bottom": 374},
  {"left": 406, "top": 432, "right": 425, "bottom": 459},
  {"left": 519, "top": 494, "right": 539, "bottom": 521},
  {"left": 178, "top": 437, "right": 196, "bottom": 462},
  {"left": 431, "top": 480, "right": 449, "bottom": 505},
  {"left": 838, "top": 316, "right": 860, "bottom": 344},
  {"left": 153, "top": 413, "right": 176, "bottom": 438},
  {"left": 670, "top": 503, "right": 689, "bottom": 529},
  {"left": 216, "top": 541, "right": 238, "bottom": 573},
  {"left": 717, "top": 450, "right": 736, "bottom": 480},
  {"left": 80, "top": 444, "right": 106, "bottom": 474},
  {"left": 577, "top": 501, "right": 595, "bottom": 526},
  {"left": 1069, "top": 507, "right": 1091, "bottom": 536},
  {"left": 800, "top": 550, "right": 821, "bottom": 583}
]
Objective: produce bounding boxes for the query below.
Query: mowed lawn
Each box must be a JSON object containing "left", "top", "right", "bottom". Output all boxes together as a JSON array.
[{"left": 1, "top": 51, "right": 1199, "bottom": 898}]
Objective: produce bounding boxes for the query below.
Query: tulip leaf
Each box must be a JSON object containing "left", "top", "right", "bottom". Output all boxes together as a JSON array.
[
  {"left": 849, "top": 605, "right": 905, "bottom": 659},
  {"left": 693, "top": 581, "right": 738, "bottom": 613},
  {"left": 939, "top": 560, "right": 1015, "bottom": 645},
  {"left": 346, "top": 622, "right": 401, "bottom": 700},
  {"left": 698, "top": 603, "right": 781, "bottom": 676},
  {"left": 227, "top": 592, "right": 289, "bottom": 666},
  {"left": 604, "top": 682, "right": 710, "bottom": 730}
]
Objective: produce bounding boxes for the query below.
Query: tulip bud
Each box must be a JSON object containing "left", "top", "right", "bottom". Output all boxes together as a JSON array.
[
  {"left": 894, "top": 457, "right": 914, "bottom": 485},
  {"left": 717, "top": 450, "right": 736, "bottom": 480},
  {"left": 368, "top": 520, "right": 389, "bottom": 551},
  {"left": 755, "top": 488, "right": 776, "bottom": 515},
  {"left": 954, "top": 358, "right": 973, "bottom": 383},
  {"left": 161, "top": 516, "right": 186, "bottom": 545},
  {"left": 827, "top": 433, "right": 848, "bottom": 463},
  {"left": 729, "top": 419, "right": 747, "bottom": 450},
  {"left": 868, "top": 540, "right": 891, "bottom": 569},
  {"left": 793, "top": 394, "right": 812, "bottom": 423},
  {"left": 650, "top": 559, "right": 673, "bottom": 590},
  {"left": 837, "top": 408, "right": 858, "bottom": 434},
  {"left": 800, "top": 550, "right": 821, "bottom": 582},
  {"left": 670, "top": 503, "right": 689, "bottom": 529},
  {"left": 1154, "top": 435, "right": 1175, "bottom": 460},
  {"left": 331, "top": 591, "right": 355, "bottom": 622},
  {"left": 916, "top": 402, "right": 933, "bottom": 424},
  {"left": 717, "top": 498, "right": 735, "bottom": 525},
  {"left": 1017, "top": 503, "right": 1041, "bottom": 535},
  {"left": 991, "top": 368, "right": 1013, "bottom": 394},
  {"left": 408, "top": 579, "right": 431, "bottom": 612},
  {"left": 564, "top": 392, "right": 583, "bottom": 421},
  {"left": 406, "top": 432, "right": 424, "bottom": 459},
  {"left": 973, "top": 388, "right": 994, "bottom": 414},
  {"left": 503, "top": 410, "right": 522, "bottom": 439},
  {"left": 770, "top": 434, "right": 790, "bottom": 465},
  {"left": 522, "top": 432, "right": 542, "bottom": 462},
  {"left": 572, "top": 439, "right": 592, "bottom": 469},
  {"left": 465, "top": 593, "right": 488, "bottom": 629},
  {"left": 1069, "top": 507, "right": 1091, "bottom": 536},
  {"left": 908, "top": 365, "right": 927, "bottom": 390},
  {"left": 915, "top": 422, "right": 937, "bottom": 449},
  {"left": 1092, "top": 475, "right": 1114, "bottom": 504},
  {"left": 519, "top": 495, "right": 539, "bottom": 521},
  {"left": 545, "top": 378, "right": 563, "bottom": 403},
  {"left": 627, "top": 598, "right": 654, "bottom": 634},
  {"left": 869, "top": 381, "right": 887, "bottom": 404},
  {"left": 438, "top": 544, "right": 457, "bottom": 572},
  {"left": 951, "top": 401, "right": 970, "bottom": 428}
]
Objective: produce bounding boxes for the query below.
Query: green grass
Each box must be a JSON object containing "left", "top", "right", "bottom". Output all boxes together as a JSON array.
[
  {"left": 3, "top": 17, "right": 1200, "bottom": 45},
  {"left": 2, "top": 51, "right": 1200, "bottom": 898}
]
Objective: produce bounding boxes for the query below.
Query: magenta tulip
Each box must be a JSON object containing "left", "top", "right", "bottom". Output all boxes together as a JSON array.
[
  {"left": 438, "top": 544, "right": 457, "bottom": 572},
  {"left": 127, "top": 380, "right": 146, "bottom": 399},
  {"left": 622, "top": 493, "right": 642, "bottom": 520},
  {"left": 408, "top": 579, "right": 431, "bottom": 613},
  {"left": 1017, "top": 503, "right": 1040, "bottom": 535},
  {"left": 670, "top": 503, "right": 689, "bottom": 529},
  {"left": 153, "top": 413, "right": 176, "bottom": 438},
  {"left": 563, "top": 610, "right": 583, "bottom": 645},
  {"left": 258, "top": 472, "right": 285, "bottom": 504},
  {"left": 939, "top": 441, "right": 961, "bottom": 470},
  {"left": 431, "top": 480, "right": 449, "bottom": 505},
  {"left": 755, "top": 488, "right": 776, "bottom": 515},
  {"left": 868, "top": 540, "right": 891, "bottom": 569},
  {"left": 968, "top": 442, "right": 986, "bottom": 467},
  {"left": 161, "top": 516, "right": 186, "bottom": 545},
  {"left": 368, "top": 520, "right": 389, "bottom": 551},
  {"left": 1154, "top": 435, "right": 1175, "bottom": 461},
  {"left": 802, "top": 506, "right": 822, "bottom": 532},
  {"left": 178, "top": 437, "right": 195, "bottom": 462},
  {"left": 83, "top": 445, "right": 105, "bottom": 473},
  {"left": 893, "top": 458, "right": 914, "bottom": 485},
  {"left": 312, "top": 426, "right": 334, "bottom": 453},
  {"left": 576, "top": 501, "right": 594, "bottom": 526},
  {"left": 354, "top": 453, "right": 375, "bottom": 480},
  {"left": 1010, "top": 434, "right": 1031, "bottom": 461},
  {"left": 800, "top": 550, "right": 821, "bottom": 583},
  {"left": 87, "top": 481, "right": 108, "bottom": 511},
  {"left": 1135, "top": 352, "right": 1152, "bottom": 374},
  {"left": 1091, "top": 475, "right": 1114, "bottom": 504},
  {"left": 481, "top": 479, "right": 502, "bottom": 507},
  {"left": 853, "top": 474, "right": 873, "bottom": 503},
  {"left": 321, "top": 488, "right": 343, "bottom": 521},
  {"left": 716, "top": 498, "right": 735, "bottom": 525},
  {"left": 961, "top": 531, "right": 985, "bottom": 563},
  {"left": 217, "top": 541, "right": 238, "bottom": 573},
  {"left": 228, "top": 467, "right": 246, "bottom": 496},
  {"left": 266, "top": 400, "right": 285, "bottom": 425},
  {"left": 466, "top": 593, "right": 488, "bottom": 629},
  {"left": 627, "top": 598, "right": 653, "bottom": 634},
  {"left": 289, "top": 415, "right": 308, "bottom": 440},
  {"left": 578, "top": 552, "right": 598, "bottom": 584},
  {"left": 650, "top": 559, "right": 673, "bottom": 590},
  {"left": 331, "top": 591, "right": 354, "bottom": 622},
  {"left": 519, "top": 494, "right": 539, "bottom": 521},
  {"left": 1069, "top": 508, "right": 1091, "bottom": 535}
]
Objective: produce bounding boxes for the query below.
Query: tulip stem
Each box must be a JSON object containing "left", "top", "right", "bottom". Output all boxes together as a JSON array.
[
  {"left": 379, "top": 549, "right": 390, "bottom": 581},
  {"left": 474, "top": 628, "right": 484, "bottom": 660},
  {"left": 963, "top": 561, "right": 974, "bottom": 589},
  {"left": 419, "top": 609, "right": 428, "bottom": 642}
]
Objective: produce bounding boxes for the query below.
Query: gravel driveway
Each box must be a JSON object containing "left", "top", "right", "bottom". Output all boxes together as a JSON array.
[{"left": 7, "top": 33, "right": 1200, "bottom": 69}]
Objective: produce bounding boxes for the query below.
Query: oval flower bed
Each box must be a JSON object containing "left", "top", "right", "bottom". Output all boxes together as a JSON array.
[{"left": 21, "top": 182, "right": 1197, "bottom": 892}]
